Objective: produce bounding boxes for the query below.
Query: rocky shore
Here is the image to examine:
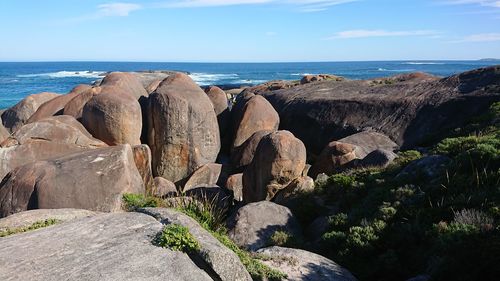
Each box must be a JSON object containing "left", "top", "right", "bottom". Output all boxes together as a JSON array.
[{"left": 0, "top": 66, "right": 499, "bottom": 281}]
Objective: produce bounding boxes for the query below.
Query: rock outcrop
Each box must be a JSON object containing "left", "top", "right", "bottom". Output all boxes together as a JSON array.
[
  {"left": 231, "top": 129, "right": 273, "bottom": 170},
  {"left": 152, "top": 177, "right": 178, "bottom": 198},
  {"left": 147, "top": 73, "right": 220, "bottom": 183},
  {"left": 183, "top": 163, "right": 222, "bottom": 192},
  {"left": 242, "top": 131, "right": 306, "bottom": 203},
  {"left": 261, "top": 66, "right": 500, "bottom": 152},
  {"left": 338, "top": 131, "right": 398, "bottom": 159},
  {"left": 301, "top": 74, "right": 345, "bottom": 85},
  {"left": 99, "top": 72, "right": 148, "bottom": 100},
  {"left": 0, "top": 208, "right": 98, "bottom": 231},
  {"left": 309, "top": 141, "right": 357, "bottom": 177},
  {"left": 63, "top": 87, "right": 102, "bottom": 120},
  {"left": 0, "top": 145, "right": 144, "bottom": 217},
  {"left": 1, "top": 92, "right": 60, "bottom": 133}
]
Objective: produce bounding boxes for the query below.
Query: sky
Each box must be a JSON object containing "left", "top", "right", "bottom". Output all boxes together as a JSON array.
[{"left": 0, "top": 0, "right": 500, "bottom": 62}]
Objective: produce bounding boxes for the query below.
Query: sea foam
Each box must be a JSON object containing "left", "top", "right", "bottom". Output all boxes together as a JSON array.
[{"left": 17, "top": 71, "right": 104, "bottom": 79}]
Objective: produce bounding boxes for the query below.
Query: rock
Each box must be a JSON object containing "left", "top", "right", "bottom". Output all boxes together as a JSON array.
[
  {"left": 27, "top": 85, "right": 91, "bottom": 123},
  {"left": 147, "top": 73, "right": 220, "bottom": 183},
  {"left": 301, "top": 74, "right": 345, "bottom": 85},
  {"left": 0, "top": 120, "right": 9, "bottom": 143},
  {"left": 406, "top": 275, "right": 431, "bottom": 281},
  {"left": 0, "top": 116, "right": 107, "bottom": 179},
  {"left": 357, "top": 149, "right": 397, "bottom": 168},
  {"left": 227, "top": 201, "right": 302, "bottom": 251},
  {"left": 0, "top": 212, "right": 213, "bottom": 281},
  {"left": 309, "top": 141, "right": 357, "bottom": 177},
  {"left": 183, "top": 163, "right": 222, "bottom": 193},
  {"left": 140, "top": 208, "right": 252, "bottom": 281},
  {"left": 306, "top": 216, "right": 331, "bottom": 241},
  {"left": 131, "top": 71, "right": 175, "bottom": 89},
  {"left": 243, "top": 80, "right": 299, "bottom": 95},
  {"left": 81, "top": 87, "right": 142, "bottom": 146},
  {"left": 132, "top": 144, "right": 154, "bottom": 192},
  {"left": 205, "top": 86, "right": 231, "bottom": 153},
  {"left": 256, "top": 246, "right": 358, "bottom": 281},
  {"left": 152, "top": 177, "right": 178, "bottom": 198},
  {"left": 99, "top": 72, "right": 148, "bottom": 100},
  {"left": 146, "top": 79, "right": 163, "bottom": 94},
  {"left": 396, "top": 155, "right": 451, "bottom": 182},
  {"left": 184, "top": 186, "right": 232, "bottom": 211},
  {"left": 233, "top": 95, "right": 279, "bottom": 150},
  {"left": 243, "top": 131, "right": 307, "bottom": 203},
  {"left": 1, "top": 92, "right": 60, "bottom": 133},
  {"left": 261, "top": 66, "right": 500, "bottom": 152},
  {"left": 1, "top": 115, "right": 107, "bottom": 148},
  {"left": 226, "top": 173, "right": 243, "bottom": 201},
  {"left": 63, "top": 87, "right": 102, "bottom": 120},
  {"left": 0, "top": 209, "right": 98, "bottom": 231},
  {"left": 0, "top": 145, "right": 144, "bottom": 217},
  {"left": 339, "top": 131, "right": 398, "bottom": 159},
  {"left": 274, "top": 176, "right": 315, "bottom": 209},
  {"left": 231, "top": 129, "right": 273, "bottom": 170}
]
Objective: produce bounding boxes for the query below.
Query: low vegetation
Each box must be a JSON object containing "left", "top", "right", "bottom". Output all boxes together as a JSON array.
[
  {"left": 157, "top": 224, "right": 200, "bottom": 253},
  {"left": 0, "top": 219, "right": 60, "bottom": 238}
]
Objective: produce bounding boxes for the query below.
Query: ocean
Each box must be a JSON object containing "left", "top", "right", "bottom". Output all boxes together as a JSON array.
[{"left": 0, "top": 61, "right": 498, "bottom": 109}]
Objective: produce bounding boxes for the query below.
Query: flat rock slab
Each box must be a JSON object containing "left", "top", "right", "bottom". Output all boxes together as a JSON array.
[
  {"left": 0, "top": 208, "right": 98, "bottom": 231},
  {"left": 0, "top": 212, "right": 212, "bottom": 281},
  {"left": 257, "top": 246, "right": 357, "bottom": 281},
  {"left": 140, "top": 207, "right": 252, "bottom": 281}
]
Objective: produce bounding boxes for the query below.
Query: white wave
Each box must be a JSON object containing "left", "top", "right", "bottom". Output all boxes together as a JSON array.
[
  {"left": 189, "top": 73, "right": 239, "bottom": 85},
  {"left": 291, "top": 73, "right": 316, "bottom": 76},
  {"left": 377, "top": 68, "right": 415, "bottom": 72},
  {"left": 378, "top": 68, "right": 387, "bottom": 71},
  {"left": 402, "top": 62, "right": 445, "bottom": 65},
  {"left": 233, "top": 79, "right": 268, "bottom": 84},
  {"left": 17, "top": 71, "right": 105, "bottom": 79}
]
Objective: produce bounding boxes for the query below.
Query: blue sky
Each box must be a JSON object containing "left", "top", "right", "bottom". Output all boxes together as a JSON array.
[{"left": 1, "top": 0, "right": 499, "bottom": 62}]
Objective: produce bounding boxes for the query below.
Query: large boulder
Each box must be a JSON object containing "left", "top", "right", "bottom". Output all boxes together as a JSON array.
[
  {"left": 152, "top": 177, "right": 178, "bottom": 198},
  {"left": 81, "top": 87, "right": 142, "bottom": 146},
  {"left": 99, "top": 72, "right": 148, "bottom": 99},
  {"left": 183, "top": 163, "right": 222, "bottom": 192},
  {"left": 309, "top": 141, "right": 357, "bottom": 177},
  {"left": 140, "top": 208, "right": 252, "bottom": 281},
  {"left": 0, "top": 116, "right": 107, "bottom": 179},
  {"left": 132, "top": 144, "right": 154, "bottom": 192},
  {"left": 261, "top": 66, "right": 500, "bottom": 152},
  {"left": 232, "top": 95, "right": 279, "bottom": 150},
  {"left": 231, "top": 129, "right": 273, "bottom": 170},
  {"left": 0, "top": 145, "right": 144, "bottom": 217},
  {"left": 205, "top": 86, "right": 230, "bottom": 152},
  {"left": 257, "top": 246, "right": 358, "bottom": 281},
  {"left": 0, "top": 212, "right": 213, "bottom": 281},
  {"left": 27, "top": 85, "right": 91, "bottom": 123},
  {"left": 226, "top": 173, "right": 243, "bottom": 201},
  {"left": 274, "top": 176, "right": 315, "bottom": 209},
  {"left": 0, "top": 208, "right": 98, "bottom": 231},
  {"left": 338, "top": 131, "right": 398, "bottom": 159},
  {"left": 147, "top": 73, "right": 220, "bottom": 183},
  {"left": 301, "top": 74, "right": 345, "bottom": 85},
  {"left": 227, "top": 201, "right": 302, "bottom": 251},
  {"left": 1, "top": 92, "right": 60, "bottom": 133},
  {"left": 0, "top": 120, "right": 9, "bottom": 143},
  {"left": 242, "top": 131, "right": 306, "bottom": 203},
  {"left": 63, "top": 87, "right": 102, "bottom": 120}
]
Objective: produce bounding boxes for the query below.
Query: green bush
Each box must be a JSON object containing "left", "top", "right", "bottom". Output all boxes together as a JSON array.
[
  {"left": 0, "top": 219, "right": 60, "bottom": 237},
  {"left": 122, "top": 193, "right": 165, "bottom": 211},
  {"left": 158, "top": 224, "right": 200, "bottom": 253}
]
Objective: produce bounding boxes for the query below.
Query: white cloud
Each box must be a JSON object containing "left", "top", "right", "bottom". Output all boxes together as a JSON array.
[
  {"left": 440, "top": 0, "right": 500, "bottom": 8},
  {"left": 161, "top": 0, "right": 358, "bottom": 10},
  {"left": 97, "top": 3, "right": 143, "bottom": 16},
  {"left": 452, "top": 33, "right": 500, "bottom": 42},
  {"left": 325, "top": 29, "right": 439, "bottom": 39}
]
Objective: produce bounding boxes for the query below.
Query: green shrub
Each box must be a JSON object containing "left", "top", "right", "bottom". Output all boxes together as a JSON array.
[
  {"left": 158, "top": 224, "right": 200, "bottom": 253},
  {"left": 269, "top": 231, "right": 293, "bottom": 247},
  {"left": 0, "top": 219, "right": 60, "bottom": 237},
  {"left": 175, "top": 195, "right": 228, "bottom": 232},
  {"left": 122, "top": 193, "right": 165, "bottom": 211}
]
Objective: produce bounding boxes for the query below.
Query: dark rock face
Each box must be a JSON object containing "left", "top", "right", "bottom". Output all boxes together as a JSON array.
[
  {"left": 396, "top": 155, "right": 452, "bottom": 182},
  {"left": 227, "top": 201, "right": 302, "bottom": 251},
  {"left": 1, "top": 92, "right": 60, "bottom": 133},
  {"left": 309, "top": 141, "right": 357, "bottom": 178},
  {"left": 231, "top": 129, "right": 273, "bottom": 171},
  {"left": 357, "top": 149, "right": 397, "bottom": 168},
  {"left": 261, "top": 66, "right": 500, "bottom": 152},
  {"left": 147, "top": 73, "right": 220, "bottom": 183},
  {"left": 338, "top": 131, "right": 399, "bottom": 159},
  {"left": 0, "top": 145, "right": 144, "bottom": 218}
]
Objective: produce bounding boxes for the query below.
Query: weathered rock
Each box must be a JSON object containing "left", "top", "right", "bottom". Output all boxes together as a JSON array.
[
  {"left": 301, "top": 74, "right": 345, "bottom": 85},
  {"left": 147, "top": 73, "right": 220, "bottom": 183},
  {"left": 140, "top": 208, "right": 252, "bottom": 281},
  {"left": 231, "top": 129, "right": 273, "bottom": 170},
  {"left": 0, "top": 145, "right": 144, "bottom": 217},
  {"left": 309, "top": 141, "right": 357, "bottom": 177},
  {"left": 183, "top": 163, "right": 222, "bottom": 193},
  {"left": 1, "top": 92, "right": 60, "bottom": 133},
  {"left": 243, "top": 131, "right": 306, "bottom": 203},
  {"left": 233, "top": 95, "right": 279, "bottom": 150},
  {"left": 0, "top": 120, "right": 9, "bottom": 143},
  {"left": 132, "top": 144, "right": 154, "bottom": 192},
  {"left": 261, "top": 66, "right": 500, "bottom": 152},
  {"left": 146, "top": 79, "right": 163, "bottom": 94},
  {"left": 184, "top": 186, "right": 232, "bottom": 211},
  {"left": 152, "top": 177, "right": 178, "bottom": 198},
  {"left": 227, "top": 201, "right": 302, "bottom": 251},
  {"left": 0, "top": 212, "right": 213, "bottom": 281},
  {"left": 99, "top": 72, "right": 148, "bottom": 99},
  {"left": 357, "top": 149, "right": 397, "bottom": 168},
  {"left": 27, "top": 85, "right": 91, "bottom": 123},
  {"left": 396, "top": 155, "right": 451, "bottom": 182},
  {"left": 243, "top": 80, "right": 299, "bottom": 95},
  {"left": 82, "top": 87, "right": 142, "bottom": 146},
  {"left": 0, "top": 116, "right": 107, "bottom": 179},
  {"left": 274, "top": 176, "right": 315, "bottom": 209},
  {"left": 0, "top": 208, "right": 98, "bottom": 231},
  {"left": 226, "top": 173, "right": 243, "bottom": 201},
  {"left": 339, "top": 131, "right": 398, "bottom": 159},
  {"left": 63, "top": 87, "right": 102, "bottom": 120},
  {"left": 257, "top": 246, "right": 358, "bottom": 281},
  {"left": 205, "top": 86, "right": 231, "bottom": 153}
]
